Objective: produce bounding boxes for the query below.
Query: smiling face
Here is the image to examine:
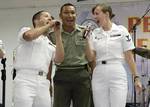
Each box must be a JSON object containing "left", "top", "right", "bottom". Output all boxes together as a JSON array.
[
  {"left": 38, "top": 12, "right": 52, "bottom": 26},
  {"left": 92, "top": 4, "right": 115, "bottom": 28},
  {"left": 59, "top": 4, "right": 76, "bottom": 29},
  {"left": 92, "top": 6, "right": 108, "bottom": 26},
  {"left": 32, "top": 11, "right": 53, "bottom": 28}
]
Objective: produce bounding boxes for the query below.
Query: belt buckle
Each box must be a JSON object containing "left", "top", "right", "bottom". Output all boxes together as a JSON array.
[
  {"left": 102, "top": 61, "right": 106, "bottom": 64},
  {"left": 38, "top": 71, "right": 43, "bottom": 76}
]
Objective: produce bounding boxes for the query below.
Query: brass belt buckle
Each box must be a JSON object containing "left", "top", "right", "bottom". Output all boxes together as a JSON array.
[{"left": 38, "top": 71, "right": 43, "bottom": 76}]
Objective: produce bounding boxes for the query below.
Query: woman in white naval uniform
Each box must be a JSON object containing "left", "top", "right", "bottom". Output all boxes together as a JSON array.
[
  {"left": 90, "top": 4, "right": 142, "bottom": 107},
  {"left": 13, "top": 10, "right": 64, "bottom": 107}
]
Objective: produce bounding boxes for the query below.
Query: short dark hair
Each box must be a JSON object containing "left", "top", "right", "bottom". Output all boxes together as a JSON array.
[
  {"left": 60, "top": 3, "right": 76, "bottom": 13},
  {"left": 51, "top": 16, "right": 55, "bottom": 20},
  {"left": 32, "top": 10, "right": 46, "bottom": 27},
  {"left": 92, "top": 3, "right": 115, "bottom": 19}
]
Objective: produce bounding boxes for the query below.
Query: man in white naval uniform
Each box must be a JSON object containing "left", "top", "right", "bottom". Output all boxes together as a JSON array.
[{"left": 13, "top": 10, "right": 64, "bottom": 107}]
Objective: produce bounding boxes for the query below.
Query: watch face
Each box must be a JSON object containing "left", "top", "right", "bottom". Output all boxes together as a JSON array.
[{"left": 81, "top": 19, "right": 99, "bottom": 30}]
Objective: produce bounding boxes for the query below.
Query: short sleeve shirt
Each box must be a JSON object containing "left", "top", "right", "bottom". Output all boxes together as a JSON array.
[
  {"left": 91, "top": 23, "right": 135, "bottom": 62},
  {"left": 14, "top": 27, "right": 55, "bottom": 73},
  {"left": 48, "top": 25, "right": 88, "bottom": 67}
]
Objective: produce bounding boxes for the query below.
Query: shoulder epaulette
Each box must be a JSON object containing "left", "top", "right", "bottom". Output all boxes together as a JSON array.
[
  {"left": 48, "top": 31, "right": 54, "bottom": 36},
  {"left": 78, "top": 25, "right": 86, "bottom": 29}
]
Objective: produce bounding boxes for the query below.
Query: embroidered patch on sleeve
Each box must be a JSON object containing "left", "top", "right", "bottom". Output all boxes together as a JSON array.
[{"left": 125, "top": 35, "right": 131, "bottom": 42}]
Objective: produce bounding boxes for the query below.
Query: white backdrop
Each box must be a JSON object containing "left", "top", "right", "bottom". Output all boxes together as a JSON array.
[{"left": 0, "top": 0, "right": 150, "bottom": 107}]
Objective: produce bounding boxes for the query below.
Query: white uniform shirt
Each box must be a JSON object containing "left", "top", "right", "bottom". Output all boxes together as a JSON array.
[
  {"left": 91, "top": 23, "right": 135, "bottom": 62},
  {"left": 14, "top": 27, "right": 55, "bottom": 73}
]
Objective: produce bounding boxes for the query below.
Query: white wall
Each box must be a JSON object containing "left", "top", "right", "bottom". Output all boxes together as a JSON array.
[
  {"left": 0, "top": 0, "right": 147, "bottom": 9},
  {"left": 0, "top": 0, "right": 149, "bottom": 107}
]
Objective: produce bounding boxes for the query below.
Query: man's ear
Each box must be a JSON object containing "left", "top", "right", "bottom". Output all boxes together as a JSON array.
[
  {"left": 106, "top": 11, "right": 110, "bottom": 18},
  {"left": 34, "top": 19, "right": 40, "bottom": 26}
]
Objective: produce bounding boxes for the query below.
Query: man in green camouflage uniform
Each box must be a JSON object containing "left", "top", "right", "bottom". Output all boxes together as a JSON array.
[{"left": 48, "top": 3, "right": 94, "bottom": 107}]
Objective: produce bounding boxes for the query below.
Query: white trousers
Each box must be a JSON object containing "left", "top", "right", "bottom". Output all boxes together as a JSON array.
[
  {"left": 13, "top": 70, "right": 51, "bottom": 107},
  {"left": 92, "top": 63, "right": 128, "bottom": 107}
]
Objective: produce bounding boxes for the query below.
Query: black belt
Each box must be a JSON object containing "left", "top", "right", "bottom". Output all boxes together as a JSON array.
[
  {"left": 101, "top": 60, "right": 107, "bottom": 64},
  {"left": 17, "top": 69, "right": 46, "bottom": 76},
  {"left": 98, "top": 60, "right": 123, "bottom": 65},
  {"left": 57, "top": 65, "right": 87, "bottom": 70},
  {"left": 97, "top": 60, "right": 107, "bottom": 64}
]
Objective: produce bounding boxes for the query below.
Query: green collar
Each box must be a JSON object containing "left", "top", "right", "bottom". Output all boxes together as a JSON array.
[{"left": 62, "top": 24, "right": 84, "bottom": 34}]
